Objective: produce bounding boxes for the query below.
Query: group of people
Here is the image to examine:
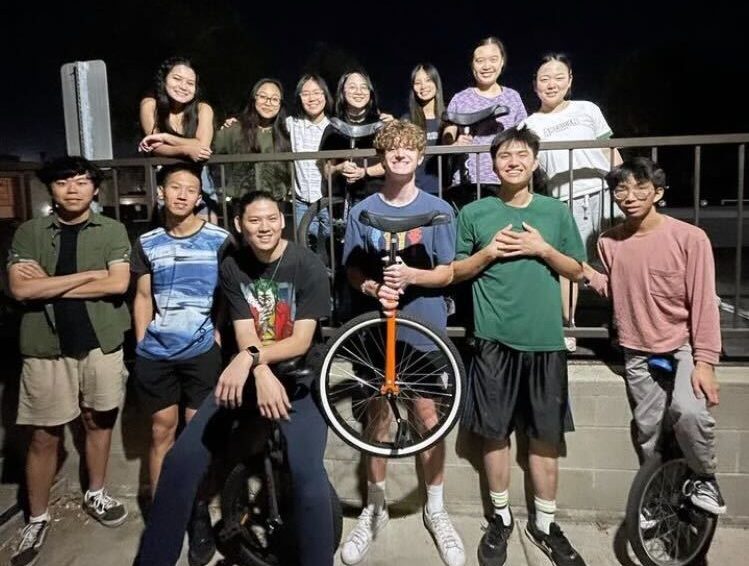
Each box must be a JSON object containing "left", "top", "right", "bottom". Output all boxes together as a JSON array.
[{"left": 5, "top": 35, "right": 726, "bottom": 566}]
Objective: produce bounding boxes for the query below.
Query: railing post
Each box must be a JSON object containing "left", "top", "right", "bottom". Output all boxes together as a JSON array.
[
  {"left": 693, "top": 145, "right": 701, "bottom": 226},
  {"left": 734, "top": 144, "right": 745, "bottom": 327}
]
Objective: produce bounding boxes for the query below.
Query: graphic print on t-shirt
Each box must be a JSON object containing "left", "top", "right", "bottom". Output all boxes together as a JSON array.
[
  {"left": 368, "top": 227, "right": 423, "bottom": 256},
  {"left": 241, "top": 278, "right": 295, "bottom": 344}
]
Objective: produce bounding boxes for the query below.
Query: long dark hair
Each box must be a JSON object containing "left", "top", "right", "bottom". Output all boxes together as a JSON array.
[
  {"left": 238, "top": 78, "right": 291, "bottom": 153},
  {"left": 334, "top": 70, "right": 381, "bottom": 123},
  {"left": 153, "top": 56, "right": 201, "bottom": 137},
  {"left": 293, "top": 74, "right": 333, "bottom": 119},
  {"left": 408, "top": 63, "right": 445, "bottom": 130}
]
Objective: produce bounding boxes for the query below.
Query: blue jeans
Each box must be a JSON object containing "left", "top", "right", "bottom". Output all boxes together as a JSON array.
[
  {"left": 136, "top": 388, "right": 334, "bottom": 566},
  {"left": 294, "top": 198, "right": 331, "bottom": 241}
]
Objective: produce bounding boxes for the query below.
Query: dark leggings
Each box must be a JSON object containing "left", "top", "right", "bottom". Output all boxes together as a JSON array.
[{"left": 135, "top": 389, "right": 334, "bottom": 566}]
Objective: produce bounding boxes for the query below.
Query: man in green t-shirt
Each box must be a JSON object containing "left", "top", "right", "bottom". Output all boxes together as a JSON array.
[{"left": 452, "top": 126, "right": 586, "bottom": 566}]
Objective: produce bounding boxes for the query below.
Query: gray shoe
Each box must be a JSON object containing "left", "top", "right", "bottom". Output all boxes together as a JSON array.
[
  {"left": 11, "top": 520, "right": 50, "bottom": 566},
  {"left": 83, "top": 489, "right": 128, "bottom": 527}
]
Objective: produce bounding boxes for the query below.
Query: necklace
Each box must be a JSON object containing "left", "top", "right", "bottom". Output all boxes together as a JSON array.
[{"left": 266, "top": 242, "right": 287, "bottom": 282}]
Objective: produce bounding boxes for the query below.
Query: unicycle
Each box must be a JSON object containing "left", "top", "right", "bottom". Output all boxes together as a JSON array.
[
  {"left": 318, "top": 210, "right": 465, "bottom": 458},
  {"left": 625, "top": 355, "right": 718, "bottom": 566},
  {"left": 219, "top": 360, "right": 343, "bottom": 566}
]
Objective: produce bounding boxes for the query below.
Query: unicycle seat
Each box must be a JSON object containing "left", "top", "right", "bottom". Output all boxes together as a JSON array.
[
  {"left": 328, "top": 117, "right": 384, "bottom": 141},
  {"left": 358, "top": 210, "right": 451, "bottom": 233},
  {"left": 442, "top": 104, "right": 509, "bottom": 127}
]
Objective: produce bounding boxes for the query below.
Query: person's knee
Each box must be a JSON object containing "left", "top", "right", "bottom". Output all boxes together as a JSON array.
[
  {"left": 29, "top": 427, "right": 63, "bottom": 453},
  {"left": 151, "top": 414, "right": 178, "bottom": 447},
  {"left": 671, "top": 398, "right": 713, "bottom": 435}
]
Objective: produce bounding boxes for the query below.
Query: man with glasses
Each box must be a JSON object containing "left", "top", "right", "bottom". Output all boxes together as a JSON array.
[
  {"left": 583, "top": 157, "right": 726, "bottom": 518},
  {"left": 7, "top": 156, "right": 131, "bottom": 566}
]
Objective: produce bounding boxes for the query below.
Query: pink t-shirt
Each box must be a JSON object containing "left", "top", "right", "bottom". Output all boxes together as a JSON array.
[{"left": 588, "top": 215, "right": 721, "bottom": 364}]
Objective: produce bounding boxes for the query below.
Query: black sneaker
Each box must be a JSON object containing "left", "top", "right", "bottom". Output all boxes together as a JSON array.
[
  {"left": 11, "top": 520, "right": 50, "bottom": 566},
  {"left": 478, "top": 512, "right": 513, "bottom": 566},
  {"left": 684, "top": 476, "right": 727, "bottom": 515},
  {"left": 187, "top": 501, "right": 216, "bottom": 566},
  {"left": 83, "top": 489, "right": 128, "bottom": 527},
  {"left": 525, "top": 521, "right": 586, "bottom": 566}
]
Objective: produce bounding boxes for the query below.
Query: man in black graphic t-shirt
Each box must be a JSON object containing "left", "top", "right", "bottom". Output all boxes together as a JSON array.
[{"left": 136, "top": 191, "right": 334, "bottom": 566}]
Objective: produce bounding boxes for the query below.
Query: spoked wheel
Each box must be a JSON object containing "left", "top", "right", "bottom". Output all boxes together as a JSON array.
[
  {"left": 220, "top": 459, "right": 344, "bottom": 566},
  {"left": 296, "top": 197, "right": 345, "bottom": 253},
  {"left": 626, "top": 454, "right": 717, "bottom": 566},
  {"left": 319, "top": 311, "right": 464, "bottom": 458}
]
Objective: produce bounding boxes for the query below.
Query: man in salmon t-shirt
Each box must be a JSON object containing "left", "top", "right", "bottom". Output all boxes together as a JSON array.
[{"left": 583, "top": 157, "right": 726, "bottom": 518}]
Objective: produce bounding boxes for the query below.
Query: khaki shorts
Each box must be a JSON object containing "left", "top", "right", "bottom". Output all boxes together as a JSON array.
[{"left": 17, "top": 348, "right": 128, "bottom": 427}]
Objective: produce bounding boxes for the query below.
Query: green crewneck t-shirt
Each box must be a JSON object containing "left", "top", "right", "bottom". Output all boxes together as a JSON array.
[{"left": 456, "top": 194, "right": 586, "bottom": 351}]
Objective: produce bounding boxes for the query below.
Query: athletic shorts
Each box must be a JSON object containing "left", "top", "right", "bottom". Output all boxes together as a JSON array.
[
  {"left": 134, "top": 344, "right": 222, "bottom": 415},
  {"left": 461, "top": 338, "right": 574, "bottom": 447}
]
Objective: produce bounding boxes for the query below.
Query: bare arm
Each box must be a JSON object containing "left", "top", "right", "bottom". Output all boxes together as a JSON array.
[
  {"left": 139, "top": 97, "right": 157, "bottom": 135},
  {"left": 138, "top": 100, "right": 213, "bottom": 161},
  {"left": 215, "top": 318, "right": 317, "bottom": 418},
  {"left": 62, "top": 262, "right": 130, "bottom": 299},
  {"left": 383, "top": 262, "right": 453, "bottom": 289},
  {"left": 452, "top": 248, "right": 496, "bottom": 284},
  {"left": 8, "top": 262, "right": 103, "bottom": 301},
  {"left": 132, "top": 274, "right": 154, "bottom": 344}
]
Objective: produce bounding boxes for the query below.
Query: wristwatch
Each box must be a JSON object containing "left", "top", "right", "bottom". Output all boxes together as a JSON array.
[{"left": 245, "top": 345, "right": 261, "bottom": 369}]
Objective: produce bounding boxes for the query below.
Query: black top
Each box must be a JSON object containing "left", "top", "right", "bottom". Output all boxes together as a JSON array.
[
  {"left": 220, "top": 241, "right": 330, "bottom": 346},
  {"left": 318, "top": 121, "right": 384, "bottom": 200},
  {"left": 53, "top": 222, "right": 100, "bottom": 356}
]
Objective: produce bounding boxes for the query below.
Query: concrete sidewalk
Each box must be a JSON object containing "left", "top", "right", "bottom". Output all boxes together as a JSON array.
[{"left": 0, "top": 495, "right": 746, "bottom": 566}]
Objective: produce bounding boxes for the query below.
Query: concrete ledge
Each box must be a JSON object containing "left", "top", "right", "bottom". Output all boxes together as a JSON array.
[{"left": 5, "top": 363, "right": 748, "bottom": 523}]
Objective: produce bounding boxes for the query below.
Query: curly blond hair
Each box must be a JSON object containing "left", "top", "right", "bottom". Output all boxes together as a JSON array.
[{"left": 373, "top": 119, "right": 426, "bottom": 155}]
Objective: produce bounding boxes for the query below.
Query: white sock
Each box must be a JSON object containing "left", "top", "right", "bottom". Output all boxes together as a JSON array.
[
  {"left": 86, "top": 487, "right": 103, "bottom": 499},
  {"left": 30, "top": 511, "right": 50, "bottom": 523},
  {"left": 534, "top": 496, "right": 556, "bottom": 534},
  {"left": 490, "top": 489, "right": 512, "bottom": 526},
  {"left": 367, "top": 481, "right": 387, "bottom": 513},
  {"left": 426, "top": 483, "right": 444, "bottom": 514}
]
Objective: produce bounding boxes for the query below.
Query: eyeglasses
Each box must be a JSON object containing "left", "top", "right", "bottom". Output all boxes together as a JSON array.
[
  {"left": 300, "top": 90, "right": 324, "bottom": 99},
  {"left": 255, "top": 94, "right": 281, "bottom": 106},
  {"left": 612, "top": 186, "right": 656, "bottom": 201},
  {"left": 344, "top": 85, "right": 369, "bottom": 94}
]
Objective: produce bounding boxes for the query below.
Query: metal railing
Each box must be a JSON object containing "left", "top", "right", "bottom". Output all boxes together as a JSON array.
[{"left": 2, "top": 133, "right": 747, "bottom": 343}]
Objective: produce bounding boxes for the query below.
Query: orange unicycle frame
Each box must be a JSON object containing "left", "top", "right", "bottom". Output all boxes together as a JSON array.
[{"left": 381, "top": 235, "right": 401, "bottom": 396}]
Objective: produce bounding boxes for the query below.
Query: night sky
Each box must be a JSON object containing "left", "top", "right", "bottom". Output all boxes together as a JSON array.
[{"left": 1, "top": 0, "right": 746, "bottom": 160}]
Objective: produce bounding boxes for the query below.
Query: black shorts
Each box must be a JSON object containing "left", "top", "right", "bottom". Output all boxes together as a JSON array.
[
  {"left": 461, "top": 338, "right": 574, "bottom": 447},
  {"left": 134, "top": 344, "right": 222, "bottom": 415}
]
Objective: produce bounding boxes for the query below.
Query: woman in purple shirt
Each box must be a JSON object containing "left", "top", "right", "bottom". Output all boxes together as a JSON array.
[{"left": 442, "top": 37, "right": 528, "bottom": 191}]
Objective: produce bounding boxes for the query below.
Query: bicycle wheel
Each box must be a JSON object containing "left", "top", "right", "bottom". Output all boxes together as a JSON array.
[
  {"left": 626, "top": 453, "right": 717, "bottom": 566},
  {"left": 319, "top": 311, "right": 464, "bottom": 458},
  {"left": 296, "top": 197, "right": 344, "bottom": 250},
  {"left": 220, "top": 459, "right": 344, "bottom": 566}
]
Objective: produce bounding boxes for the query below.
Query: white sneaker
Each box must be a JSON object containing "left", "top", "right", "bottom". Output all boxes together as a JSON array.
[
  {"left": 340, "top": 506, "right": 389, "bottom": 565},
  {"left": 11, "top": 520, "right": 50, "bottom": 566},
  {"left": 423, "top": 506, "right": 466, "bottom": 566},
  {"left": 564, "top": 336, "right": 577, "bottom": 353}
]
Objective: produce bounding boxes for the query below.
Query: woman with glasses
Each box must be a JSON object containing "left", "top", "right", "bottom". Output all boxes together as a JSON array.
[
  {"left": 214, "top": 78, "right": 292, "bottom": 202},
  {"left": 318, "top": 69, "right": 393, "bottom": 203},
  {"left": 524, "top": 53, "right": 622, "bottom": 352},
  {"left": 286, "top": 74, "right": 333, "bottom": 244}
]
